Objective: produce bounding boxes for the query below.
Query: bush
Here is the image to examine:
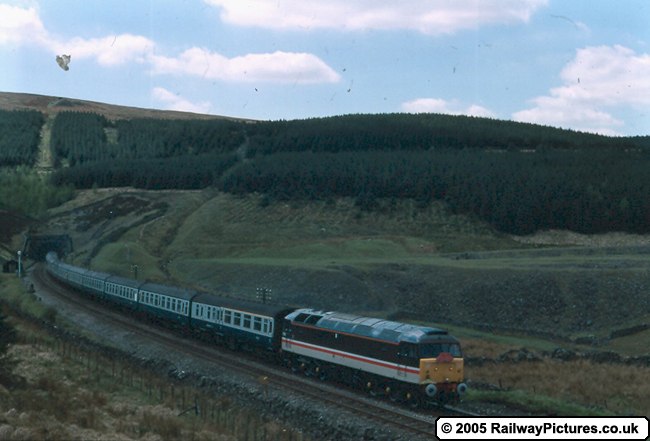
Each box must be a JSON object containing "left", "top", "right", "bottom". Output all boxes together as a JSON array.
[
  {"left": 0, "top": 309, "right": 20, "bottom": 388},
  {"left": 0, "top": 168, "right": 75, "bottom": 217}
]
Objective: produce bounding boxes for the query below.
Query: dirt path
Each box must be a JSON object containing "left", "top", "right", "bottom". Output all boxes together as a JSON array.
[{"left": 35, "top": 113, "right": 56, "bottom": 171}]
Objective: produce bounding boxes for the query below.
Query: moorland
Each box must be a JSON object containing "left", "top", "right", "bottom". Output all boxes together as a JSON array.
[{"left": 1, "top": 91, "right": 650, "bottom": 422}]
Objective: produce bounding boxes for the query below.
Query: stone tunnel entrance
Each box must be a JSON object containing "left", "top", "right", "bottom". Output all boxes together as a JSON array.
[{"left": 24, "top": 234, "right": 73, "bottom": 261}]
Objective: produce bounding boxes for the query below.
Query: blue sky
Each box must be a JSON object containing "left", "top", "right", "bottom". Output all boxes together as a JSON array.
[{"left": 1, "top": 0, "right": 648, "bottom": 136}]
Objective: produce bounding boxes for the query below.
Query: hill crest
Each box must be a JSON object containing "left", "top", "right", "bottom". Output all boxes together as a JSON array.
[{"left": 0, "top": 91, "right": 252, "bottom": 122}]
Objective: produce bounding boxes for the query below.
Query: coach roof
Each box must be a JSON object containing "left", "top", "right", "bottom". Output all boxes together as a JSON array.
[
  {"left": 105, "top": 274, "right": 147, "bottom": 289},
  {"left": 192, "top": 292, "right": 294, "bottom": 318},
  {"left": 139, "top": 282, "right": 198, "bottom": 302}
]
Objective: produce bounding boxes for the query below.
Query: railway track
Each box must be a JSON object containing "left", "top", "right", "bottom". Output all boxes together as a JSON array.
[{"left": 32, "top": 263, "right": 477, "bottom": 439}]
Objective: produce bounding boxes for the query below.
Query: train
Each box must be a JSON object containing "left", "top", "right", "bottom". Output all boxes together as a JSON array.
[{"left": 45, "top": 251, "right": 467, "bottom": 406}]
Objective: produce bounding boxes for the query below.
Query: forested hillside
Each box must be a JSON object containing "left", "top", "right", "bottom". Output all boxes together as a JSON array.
[
  {"left": 0, "top": 109, "right": 44, "bottom": 166},
  {"left": 221, "top": 149, "right": 650, "bottom": 234},
  {"left": 50, "top": 112, "right": 245, "bottom": 166},
  {"left": 5, "top": 109, "right": 649, "bottom": 235},
  {"left": 243, "top": 113, "right": 634, "bottom": 155}
]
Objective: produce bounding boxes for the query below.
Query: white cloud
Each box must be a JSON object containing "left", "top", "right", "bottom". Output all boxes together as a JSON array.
[
  {"left": 0, "top": 5, "right": 49, "bottom": 45},
  {"left": 402, "top": 98, "right": 497, "bottom": 118},
  {"left": 1, "top": 4, "right": 336, "bottom": 84},
  {"left": 0, "top": 5, "right": 154, "bottom": 67},
  {"left": 150, "top": 47, "right": 340, "bottom": 83},
  {"left": 152, "top": 87, "right": 212, "bottom": 114},
  {"left": 58, "top": 34, "right": 155, "bottom": 67},
  {"left": 207, "top": 0, "right": 548, "bottom": 34},
  {"left": 513, "top": 45, "right": 650, "bottom": 135}
]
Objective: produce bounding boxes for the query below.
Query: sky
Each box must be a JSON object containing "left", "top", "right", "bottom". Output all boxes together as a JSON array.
[{"left": 0, "top": 0, "right": 648, "bottom": 136}]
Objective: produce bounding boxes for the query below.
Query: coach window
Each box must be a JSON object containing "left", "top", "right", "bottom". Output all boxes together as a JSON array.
[
  {"left": 253, "top": 317, "right": 262, "bottom": 331},
  {"left": 233, "top": 312, "right": 241, "bottom": 327},
  {"left": 243, "top": 314, "right": 251, "bottom": 329},
  {"left": 224, "top": 310, "right": 232, "bottom": 324}
]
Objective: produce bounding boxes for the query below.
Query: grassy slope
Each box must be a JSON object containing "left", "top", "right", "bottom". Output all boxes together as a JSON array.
[
  {"left": 74, "top": 189, "right": 650, "bottom": 353},
  {"left": 25, "top": 187, "right": 650, "bottom": 417}
]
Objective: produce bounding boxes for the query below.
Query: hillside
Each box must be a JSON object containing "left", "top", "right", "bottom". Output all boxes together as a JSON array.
[
  {"left": 2, "top": 91, "right": 650, "bottom": 352},
  {"left": 3, "top": 92, "right": 649, "bottom": 236},
  {"left": 0, "top": 91, "right": 251, "bottom": 121},
  {"left": 24, "top": 186, "right": 650, "bottom": 354}
]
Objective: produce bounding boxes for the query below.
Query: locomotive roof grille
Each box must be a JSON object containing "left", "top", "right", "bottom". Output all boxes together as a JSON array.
[
  {"left": 287, "top": 308, "right": 455, "bottom": 344},
  {"left": 426, "top": 330, "right": 447, "bottom": 335}
]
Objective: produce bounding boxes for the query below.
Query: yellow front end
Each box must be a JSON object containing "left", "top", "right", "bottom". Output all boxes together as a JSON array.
[{"left": 420, "top": 357, "right": 464, "bottom": 384}]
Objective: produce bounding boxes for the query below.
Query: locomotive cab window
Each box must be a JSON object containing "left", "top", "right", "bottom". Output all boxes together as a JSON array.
[{"left": 419, "top": 343, "right": 461, "bottom": 359}]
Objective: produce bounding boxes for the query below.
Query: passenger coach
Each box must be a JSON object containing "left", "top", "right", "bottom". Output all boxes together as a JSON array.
[{"left": 190, "top": 292, "right": 294, "bottom": 353}]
